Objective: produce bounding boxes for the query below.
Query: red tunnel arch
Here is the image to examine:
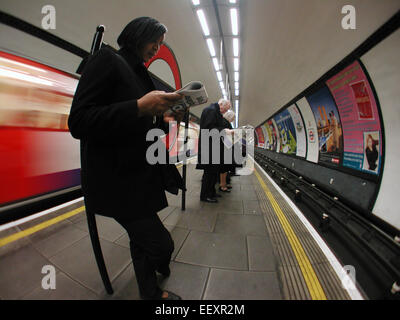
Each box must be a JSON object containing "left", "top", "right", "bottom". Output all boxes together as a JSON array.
[{"left": 144, "top": 43, "right": 182, "bottom": 90}]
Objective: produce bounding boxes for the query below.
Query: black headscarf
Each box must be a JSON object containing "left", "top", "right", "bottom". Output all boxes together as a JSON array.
[{"left": 117, "top": 17, "right": 167, "bottom": 56}]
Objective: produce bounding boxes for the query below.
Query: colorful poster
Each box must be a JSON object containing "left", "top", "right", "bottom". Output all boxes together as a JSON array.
[
  {"left": 326, "top": 61, "right": 382, "bottom": 174},
  {"left": 255, "top": 126, "right": 265, "bottom": 148},
  {"left": 273, "top": 109, "right": 297, "bottom": 155},
  {"left": 306, "top": 86, "right": 343, "bottom": 166},
  {"left": 288, "top": 104, "right": 306, "bottom": 158},
  {"left": 264, "top": 119, "right": 279, "bottom": 152},
  {"left": 261, "top": 124, "right": 269, "bottom": 149},
  {"left": 296, "top": 98, "right": 319, "bottom": 163}
]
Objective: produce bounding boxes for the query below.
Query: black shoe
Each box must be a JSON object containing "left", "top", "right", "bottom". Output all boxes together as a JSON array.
[
  {"left": 160, "top": 290, "right": 182, "bottom": 300},
  {"left": 157, "top": 266, "right": 170, "bottom": 278},
  {"left": 200, "top": 197, "right": 218, "bottom": 203},
  {"left": 219, "top": 187, "right": 231, "bottom": 193}
]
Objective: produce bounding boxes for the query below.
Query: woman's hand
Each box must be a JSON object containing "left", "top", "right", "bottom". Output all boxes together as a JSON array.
[{"left": 137, "top": 91, "right": 183, "bottom": 116}]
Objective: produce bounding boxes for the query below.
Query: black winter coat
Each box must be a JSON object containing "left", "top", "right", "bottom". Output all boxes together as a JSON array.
[
  {"left": 68, "top": 47, "right": 177, "bottom": 220},
  {"left": 196, "top": 103, "right": 226, "bottom": 169}
]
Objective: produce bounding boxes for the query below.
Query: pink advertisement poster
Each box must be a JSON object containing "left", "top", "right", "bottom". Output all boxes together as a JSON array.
[
  {"left": 255, "top": 127, "right": 265, "bottom": 148},
  {"left": 326, "top": 61, "right": 382, "bottom": 175}
]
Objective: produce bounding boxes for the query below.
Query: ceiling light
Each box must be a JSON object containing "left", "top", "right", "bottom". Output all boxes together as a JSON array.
[
  {"left": 197, "top": 9, "right": 210, "bottom": 36},
  {"left": 233, "top": 38, "right": 239, "bottom": 57},
  {"left": 234, "top": 71, "right": 239, "bottom": 81},
  {"left": 213, "top": 57, "right": 219, "bottom": 71},
  {"left": 206, "top": 38, "right": 216, "bottom": 57},
  {"left": 219, "top": 81, "right": 225, "bottom": 89},
  {"left": 216, "top": 71, "right": 222, "bottom": 81},
  {"left": 229, "top": 0, "right": 237, "bottom": 3},
  {"left": 192, "top": 0, "right": 200, "bottom": 5},
  {"left": 230, "top": 8, "right": 238, "bottom": 35},
  {"left": 234, "top": 58, "right": 239, "bottom": 71},
  {"left": 235, "top": 82, "right": 239, "bottom": 90},
  {"left": 235, "top": 100, "right": 239, "bottom": 127},
  {"left": 235, "top": 89, "right": 239, "bottom": 96}
]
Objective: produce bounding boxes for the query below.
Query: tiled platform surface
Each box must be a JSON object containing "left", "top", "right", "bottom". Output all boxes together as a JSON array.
[{"left": 0, "top": 164, "right": 282, "bottom": 300}]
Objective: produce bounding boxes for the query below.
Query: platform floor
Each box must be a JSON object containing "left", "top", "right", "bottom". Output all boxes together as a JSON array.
[{"left": 0, "top": 160, "right": 353, "bottom": 300}]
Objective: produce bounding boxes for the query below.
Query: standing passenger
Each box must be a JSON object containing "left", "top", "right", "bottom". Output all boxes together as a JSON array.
[
  {"left": 68, "top": 17, "right": 183, "bottom": 300},
  {"left": 197, "top": 99, "right": 231, "bottom": 202}
]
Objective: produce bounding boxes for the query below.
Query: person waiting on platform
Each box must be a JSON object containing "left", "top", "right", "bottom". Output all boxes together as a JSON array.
[
  {"left": 197, "top": 98, "right": 231, "bottom": 203},
  {"left": 221, "top": 110, "right": 236, "bottom": 190},
  {"left": 68, "top": 17, "right": 184, "bottom": 300}
]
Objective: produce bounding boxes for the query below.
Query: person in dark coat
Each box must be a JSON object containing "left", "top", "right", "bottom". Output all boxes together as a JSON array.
[
  {"left": 68, "top": 17, "right": 183, "bottom": 300},
  {"left": 197, "top": 99, "right": 231, "bottom": 202}
]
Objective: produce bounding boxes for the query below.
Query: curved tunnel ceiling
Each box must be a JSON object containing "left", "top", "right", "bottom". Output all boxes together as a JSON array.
[{"left": 0, "top": 0, "right": 399, "bottom": 127}]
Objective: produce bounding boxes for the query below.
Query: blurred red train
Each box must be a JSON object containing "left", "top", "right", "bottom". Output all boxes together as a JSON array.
[{"left": 0, "top": 50, "right": 199, "bottom": 210}]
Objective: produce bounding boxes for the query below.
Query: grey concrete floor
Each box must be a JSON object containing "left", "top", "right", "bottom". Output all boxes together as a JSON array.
[{"left": 0, "top": 164, "right": 282, "bottom": 300}]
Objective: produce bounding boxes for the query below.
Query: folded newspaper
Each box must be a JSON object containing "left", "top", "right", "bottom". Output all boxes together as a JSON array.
[
  {"left": 171, "top": 81, "right": 208, "bottom": 112},
  {"left": 223, "top": 130, "right": 241, "bottom": 149}
]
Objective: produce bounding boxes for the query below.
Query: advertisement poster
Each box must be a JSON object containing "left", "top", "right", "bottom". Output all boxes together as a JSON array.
[
  {"left": 288, "top": 104, "right": 306, "bottom": 158},
  {"left": 326, "top": 61, "right": 382, "bottom": 174},
  {"left": 255, "top": 126, "right": 265, "bottom": 148},
  {"left": 261, "top": 124, "right": 269, "bottom": 149},
  {"left": 264, "top": 120, "right": 279, "bottom": 152},
  {"left": 296, "top": 98, "right": 319, "bottom": 163},
  {"left": 273, "top": 109, "right": 297, "bottom": 155},
  {"left": 306, "top": 86, "right": 343, "bottom": 166}
]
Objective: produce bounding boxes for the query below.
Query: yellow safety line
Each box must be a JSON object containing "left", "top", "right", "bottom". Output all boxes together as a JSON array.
[
  {"left": 0, "top": 160, "right": 189, "bottom": 248},
  {"left": 0, "top": 206, "right": 85, "bottom": 247},
  {"left": 254, "top": 169, "right": 327, "bottom": 300}
]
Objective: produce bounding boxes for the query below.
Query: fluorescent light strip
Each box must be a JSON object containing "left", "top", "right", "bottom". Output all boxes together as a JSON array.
[
  {"left": 197, "top": 9, "right": 210, "bottom": 36},
  {"left": 230, "top": 8, "right": 238, "bottom": 35},
  {"left": 233, "top": 38, "right": 239, "bottom": 57},
  {"left": 192, "top": 0, "right": 200, "bottom": 5},
  {"left": 0, "top": 197, "right": 84, "bottom": 232},
  {"left": 234, "top": 71, "right": 239, "bottom": 81},
  {"left": 235, "top": 89, "right": 239, "bottom": 96},
  {"left": 235, "top": 82, "right": 239, "bottom": 90},
  {"left": 212, "top": 57, "right": 219, "bottom": 71},
  {"left": 216, "top": 71, "right": 222, "bottom": 81},
  {"left": 229, "top": 0, "right": 237, "bottom": 3},
  {"left": 206, "top": 38, "right": 216, "bottom": 57},
  {"left": 219, "top": 81, "right": 225, "bottom": 89},
  {"left": 234, "top": 58, "right": 239, "bottom": 71},
  {"left": 235, "top": 100, "right": 239, "bottom": 127}
]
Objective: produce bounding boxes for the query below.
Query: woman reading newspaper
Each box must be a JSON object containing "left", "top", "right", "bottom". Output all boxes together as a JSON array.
[{"left": 68, "top": 17, "right": 184, "bottom": 300}]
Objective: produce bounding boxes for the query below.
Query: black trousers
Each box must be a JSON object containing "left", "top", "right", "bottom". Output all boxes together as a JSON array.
[
  {"left": 115, "top": 214, "right": 174, "bottom": 299},
  {"left": 200, "top": 165, "right": 219, "bottom": 199}
]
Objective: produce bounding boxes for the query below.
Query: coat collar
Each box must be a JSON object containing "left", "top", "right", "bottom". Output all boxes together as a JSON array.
[
  {"left": 118, "top": 47, "right": 146, "bottom": 72},
  {"left": 117, "top": 47, "right": 155, "bottom": 92}
]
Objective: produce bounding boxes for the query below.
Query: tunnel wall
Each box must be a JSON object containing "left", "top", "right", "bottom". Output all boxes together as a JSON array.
[
  {"left": 361, "top": 29, "right": 400, "bottom": 231},
  {"left": 254, "top": 16, "right": 400, "bottom": 232}
]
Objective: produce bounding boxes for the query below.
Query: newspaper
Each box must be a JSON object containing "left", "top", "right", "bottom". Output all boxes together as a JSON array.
[
  {"left": 171, "top": 81, "right": 208, "bottom": 112},
  {"left": 222, "top": 129, "right": 241, "bottom": 149}
]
